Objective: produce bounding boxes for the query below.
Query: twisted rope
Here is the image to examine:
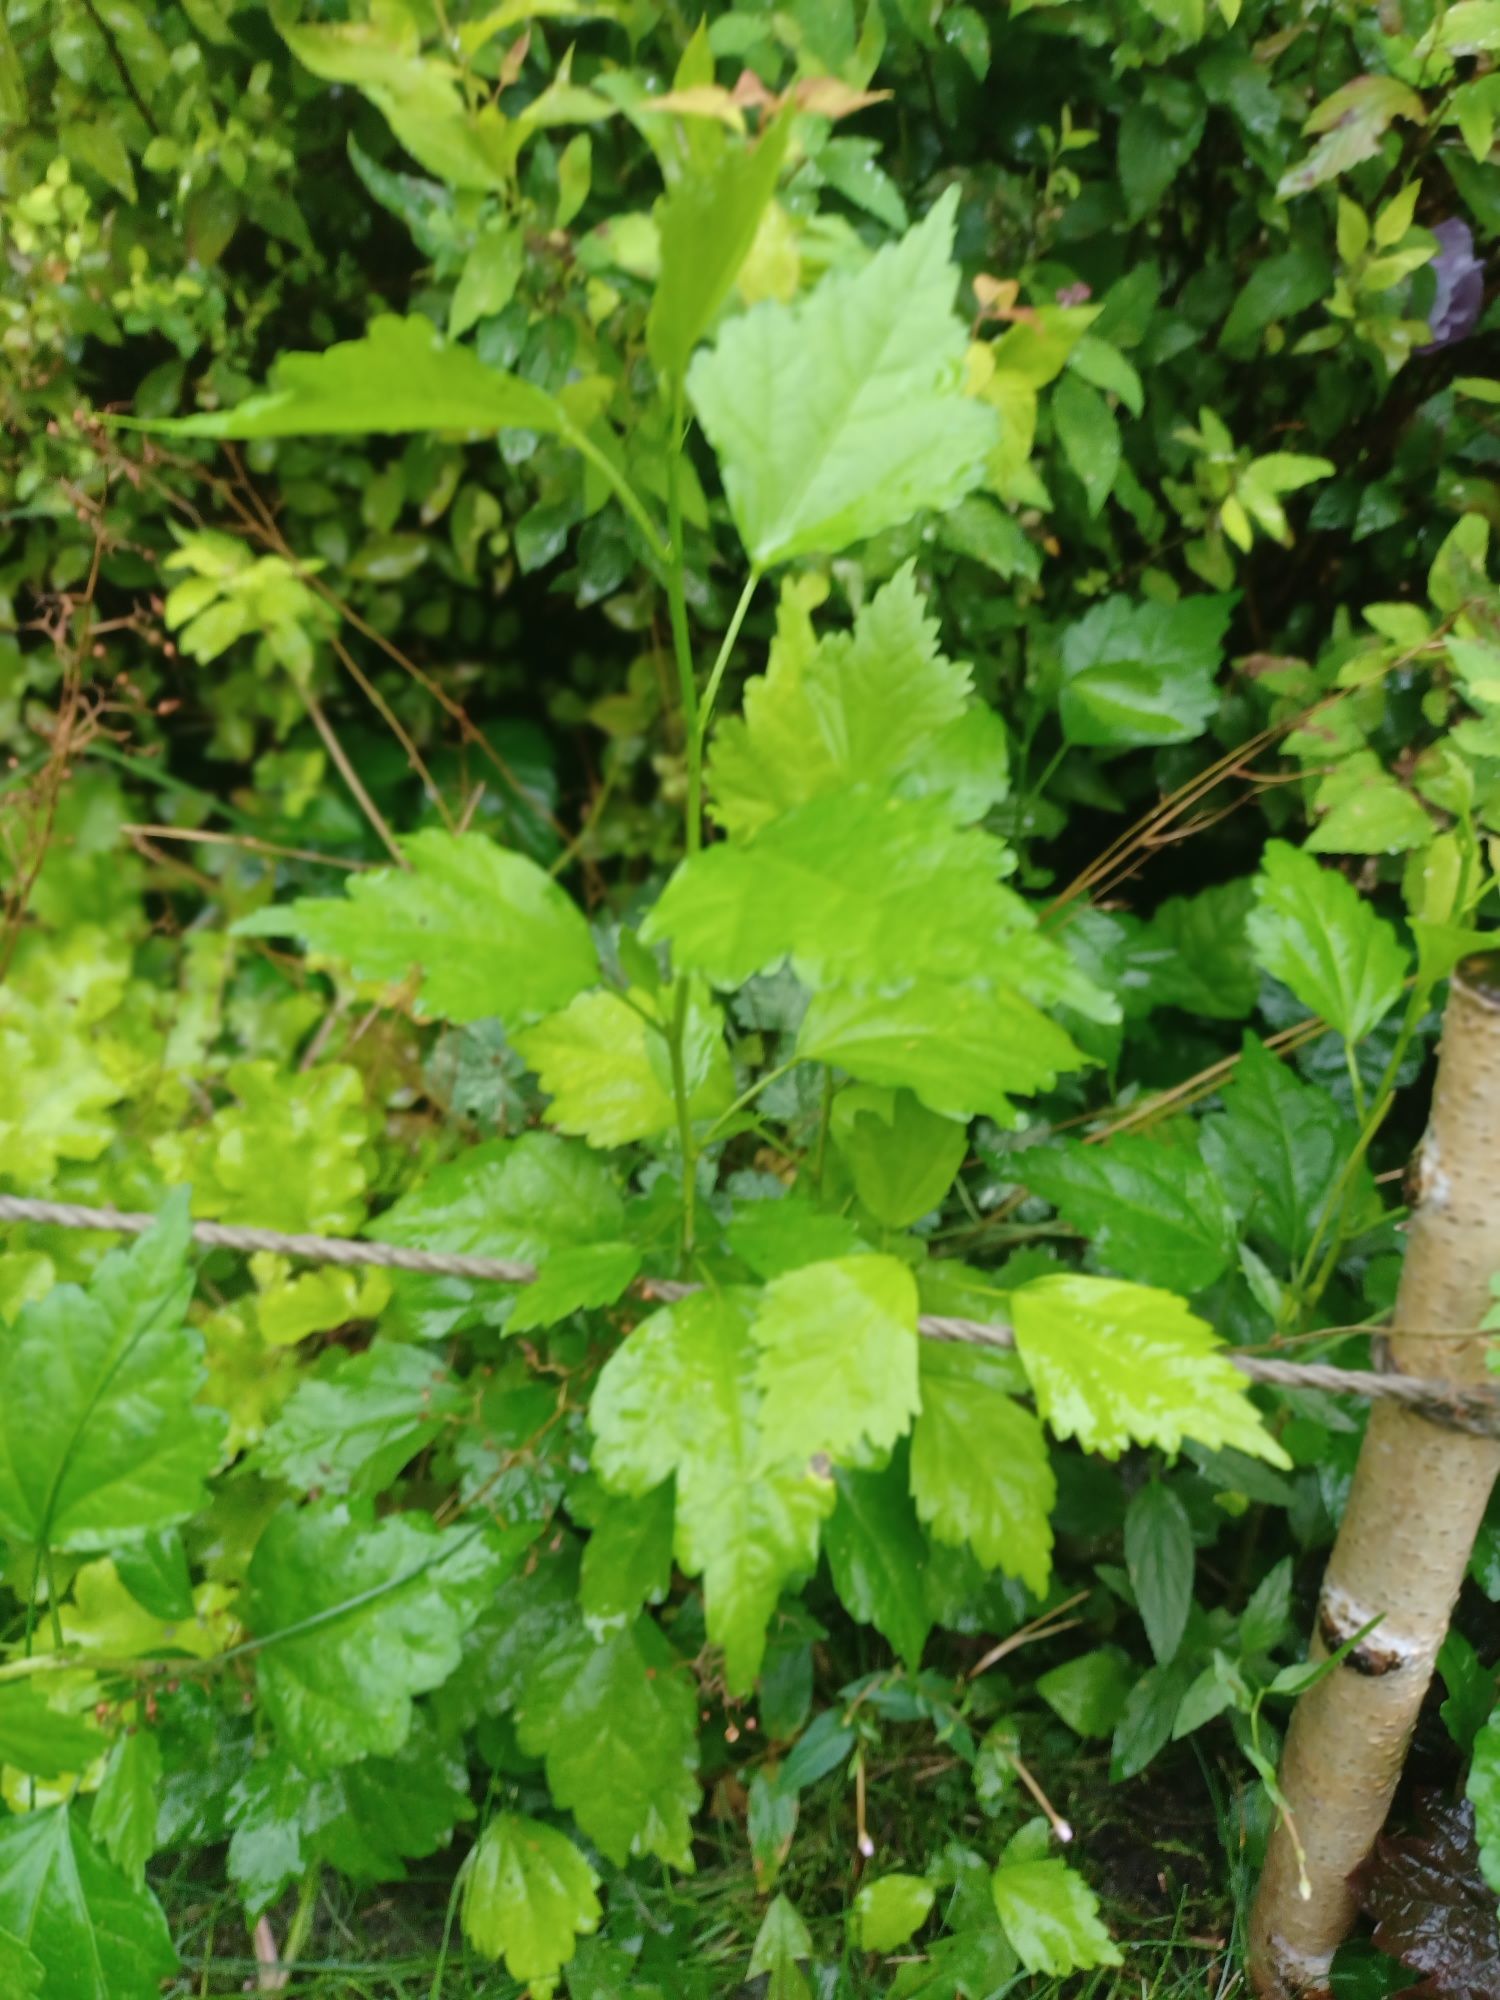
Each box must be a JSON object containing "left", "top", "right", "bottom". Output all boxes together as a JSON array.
[{"left": 5, "top": 1194, "right": 1499, "bottom": 1436}]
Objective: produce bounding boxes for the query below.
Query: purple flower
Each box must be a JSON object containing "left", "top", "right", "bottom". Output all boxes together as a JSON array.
[{"left": 1418, "top": 218, "right": 1486, "bottom": 353}]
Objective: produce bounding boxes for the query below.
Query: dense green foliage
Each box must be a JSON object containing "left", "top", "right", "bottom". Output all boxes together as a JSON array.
[{"left": 5, "top": 0, "right": 1500, "bottom": 1993}]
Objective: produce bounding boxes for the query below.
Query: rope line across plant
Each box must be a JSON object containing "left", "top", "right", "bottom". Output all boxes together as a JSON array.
[{"left": 4, "top": 1192, "right": 1498, "bottom": 1437}]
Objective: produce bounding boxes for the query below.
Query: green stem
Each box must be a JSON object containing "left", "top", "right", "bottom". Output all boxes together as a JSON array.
[
  {"left": 702, "top": 1056, "right": 803, "bottom": 1143},
  {"left": 666, "top": 979, "right": 698, "bottom": 1261},
  {"left": 43, "top": 1546, "right": 63, "bottom": 1653},
  {"left": 566, "top": 425, "right": 669, "bottom": 570},
  {"left": 662, "top": 382, "right": 701, "bottom": 856},
  {"left": 1290, "top": 982, "right": 1434, "bottom": 1318},
  {"left": 813, "top": 1068, "right": 835, "bottom": 1193},
  {"left": 696, "top": 569, "right": 761, "bottom": 751},
  {"left": 281, "top": 1865, "right": 322, "bottom": 1974}
]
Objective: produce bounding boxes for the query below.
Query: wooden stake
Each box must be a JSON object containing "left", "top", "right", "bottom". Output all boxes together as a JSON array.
[{"left": 1248, "top": 957, "right": 1500, "bottom": 1997}]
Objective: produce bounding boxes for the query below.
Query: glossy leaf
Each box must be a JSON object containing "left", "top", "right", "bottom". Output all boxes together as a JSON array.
[
  {"left": 990, "top": 1823, "right": 1122, "bottom": 1976},
  {"left": 1018, "top": 1135, "right": 1236, "bottom": 1293},
  {"left": 1364, "top": 1795, "right": 1500, "bottom": 1999},
  {"left": 909, "top": 1343, "right": 1054, "bottom": 1595},
  {"left": 514, "top": 1615, "right": 700, "bottom": 1868},
  {"left": 461, "top": 1813, "right": 601, "bottom": 1998},
  {"left": 243, "top": 1502, "right": 511, "bottom": 1768},
  {"left": 0, "top": 1806, "right": 176, "bottom": 2000},
  {"left": 752, "top": 1255, "right": 920, "bottom": 1470},
  {"left": 687, "top": 187, "right": 997, "bottom": 564},
  {"left": 1011, "top": 1274, "right": 1290, "bottom": 1464},
  {"left": 0, "top": 1193, "right": 224, "bottom": 1552},
  {"left": 1247, "top": 839, "right": 1409, "bottom": 1041}
]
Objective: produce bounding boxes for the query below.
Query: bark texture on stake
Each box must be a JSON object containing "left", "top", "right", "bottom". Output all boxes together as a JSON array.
[{"left": 1248, "top": 957, "right": 1500, "bottom": 1999}]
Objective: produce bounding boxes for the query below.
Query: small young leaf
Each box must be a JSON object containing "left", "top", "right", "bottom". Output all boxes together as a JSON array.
[
  {"left": 990, "top": 1827, "right": 1122, "bottom": 1975},
  {"left": 709, "top": 563, "right": 974, "bottom": 838},
  {"left": 590, "top": 1291, "right": 833, "bottom": 1690},
  {"left": 1124, "top": 1483, "right": 1194, "bottom": 1665},
  {"left": 854, "top": 1873, "right": 936, "bottom": 1951},
  {"left": 461, "top": 1813, "right": 601, "bottom": 1999},
  {"left": 1247, "top": 840, "right": 1409, "bottom": 1041}
]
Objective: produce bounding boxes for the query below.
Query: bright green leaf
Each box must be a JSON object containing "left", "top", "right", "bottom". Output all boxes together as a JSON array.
[
  {"left": 514, "top": 984, "right": 732, "bottom": 1146},
  {"left": 515, "top": 1615, "right": 700, "bottom": 1867},
  {"left": 123, "top": 315, "right": 566, "bottom": 440},
  {"left": 991, "top": 1833, "right": 1122, "bottom": 1975},
  {"left": 590, "top": 1291, "right": 834, "bottom": 1690},
  {"left": 461, "top": 1813, "right": 601, "bottom": 1998},
  {"left": 752, "top": 1256, "right": 920, "bottom": 1470},
  {"left": 0, "top": 1193, "right": 225, "bottom": 1552},
  {"left": 909, "top": 1342, "right": 1054, "bottom": 1595},
  {"left": 235, "top": 829, "right": 598, "bottom": 1027},
  {"left": 710, "top": 564, "right": 973, "bottom": 838},
  {"left": 1011, "top": 1274, "right": 1290, "bottom": 1464},
  {"left": 854, "top": 1873, "right": 936, "bottom": 1952},
  {"left": 686, "top": 186, "right": 997, "bottom": 564},
  {"left": 0, "top": 1805, "right": 176, "bottom": 2000},
  {"left": 649, "top": 121, "right": 790, "bottom": 382},
  {"left": 1247, "top": 839, "right": 1409, "bottom": 1041}
]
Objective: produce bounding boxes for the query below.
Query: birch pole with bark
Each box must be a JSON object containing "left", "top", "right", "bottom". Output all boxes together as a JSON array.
[{"left": 1248, "top": 956, "right": 1500, "bottom": 1998}]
